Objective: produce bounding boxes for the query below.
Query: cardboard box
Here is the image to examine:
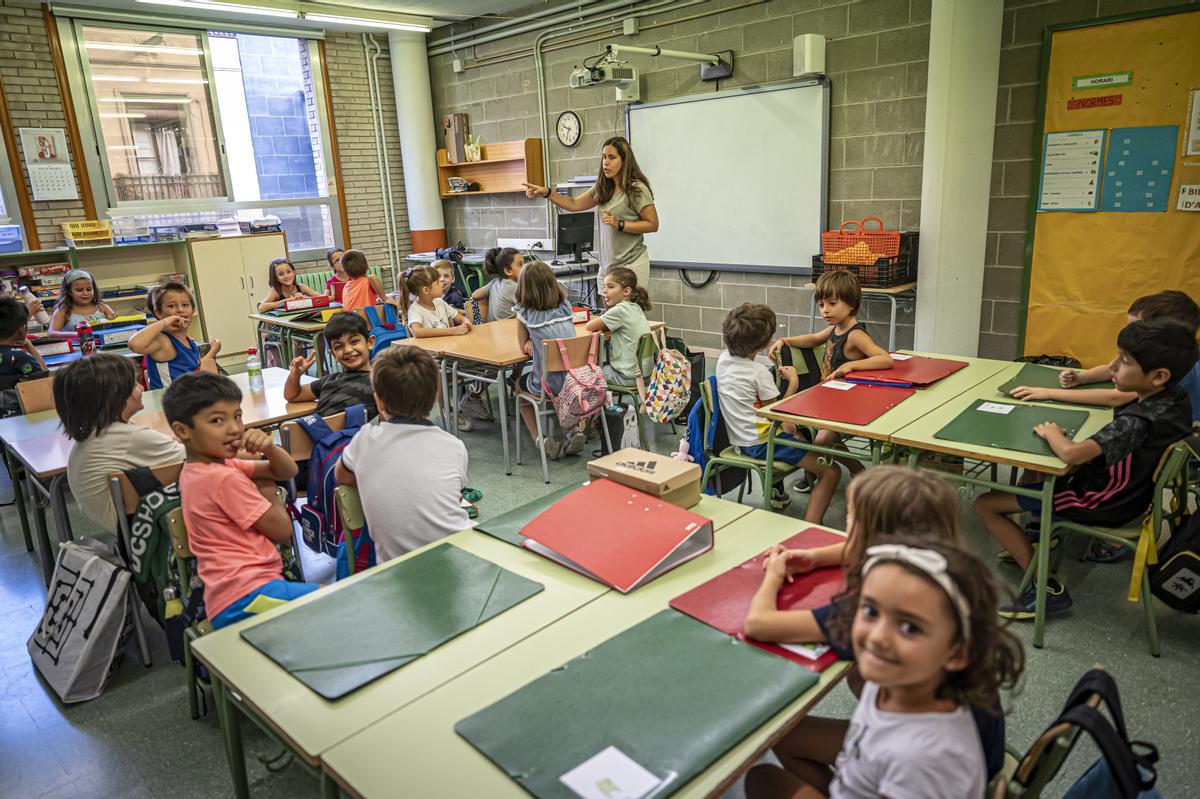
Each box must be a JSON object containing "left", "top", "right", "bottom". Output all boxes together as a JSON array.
[{"left": 587, "top": 448, "right": 701, "bottom": 509}]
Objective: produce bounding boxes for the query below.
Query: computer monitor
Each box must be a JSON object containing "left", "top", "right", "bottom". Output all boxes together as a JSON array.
[{"left": 556, "top": 211, "right": 594, "bottom": 264}]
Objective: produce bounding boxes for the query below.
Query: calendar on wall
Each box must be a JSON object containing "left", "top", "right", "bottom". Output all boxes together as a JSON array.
[{"left": 18, "top": 128, "right": 78, "bottom": 202}]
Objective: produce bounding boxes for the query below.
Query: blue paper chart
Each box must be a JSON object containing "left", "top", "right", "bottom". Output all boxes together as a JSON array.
[{"left": 1099, "top": 125, "right": 1178, "bottom": 213}]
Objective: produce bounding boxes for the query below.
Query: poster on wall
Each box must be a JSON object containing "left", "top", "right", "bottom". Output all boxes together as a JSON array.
[
  {"left": 1099, "top": 125, "right": 1178, "bottom": 213},
  {"left": 1186, "top": 89, "right": 1200, "bottom": 157},
  {"left": 1037, "top": 129, "right": 1105, "bottom": 212},
  {"left": 18, "top": 128, "right": 78, "bottom": 202}
]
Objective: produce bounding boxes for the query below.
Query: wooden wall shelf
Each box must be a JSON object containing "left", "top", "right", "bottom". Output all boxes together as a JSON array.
[{"left": 436, "top": 138, "right": 544, "bottom": 199}]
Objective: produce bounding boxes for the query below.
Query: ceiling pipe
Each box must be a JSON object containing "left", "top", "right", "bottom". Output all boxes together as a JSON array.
[
  {"left": 427, "top": 0, "right": 642, "bottom": 57},
  {"left": 427, "top": 0, "right": 612, "bottom": 51}
]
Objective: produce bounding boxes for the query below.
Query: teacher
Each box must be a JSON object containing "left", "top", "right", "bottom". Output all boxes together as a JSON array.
[{"left": 523, "top": 136, "right": 659, "bottom": 288}]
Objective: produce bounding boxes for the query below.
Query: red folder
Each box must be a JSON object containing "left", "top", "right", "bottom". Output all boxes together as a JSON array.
[
  {"left": 773, "top": 381, "right": 914, "bottom": 425},
  {"left": 520, "top": 479, "right": 714, "bottom": 593},
  {"left": 846, "top": 354, "right": 968, "bottom": 388},
  {"left": 670, "top": 527, "right": 846, "bottom": 671}
]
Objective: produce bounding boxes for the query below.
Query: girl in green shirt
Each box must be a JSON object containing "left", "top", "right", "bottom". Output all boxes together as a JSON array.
[{"left": 587, "top": 266, "right": 651, "bottom": 385}]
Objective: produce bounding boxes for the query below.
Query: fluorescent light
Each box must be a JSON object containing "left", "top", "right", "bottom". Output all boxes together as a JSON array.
[
  {"left": 303, "top": 12, "right": 431, "bottom": 32},
  {"left": 135, "top": 0, "right": 300, "bottom": 18},
  {"left": 86, "top": 42, "right": 204, "bottom": 55},
  {"left": 91, "top": 75, "right": 140, "bottom": 82},
  {"left": 147, "top": 77, "right": 209, "bottom": 84},
  {"left": 99, "top": 97, "right": 192, "bottom": 104},
  {"left": 99, "top": 113, "right": 148, "bottom": 118}
]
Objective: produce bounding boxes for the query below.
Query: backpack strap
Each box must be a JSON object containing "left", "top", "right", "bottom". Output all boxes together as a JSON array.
[
  {"left": 587, "top": 332, "right": 600, "bottom": 366},
  {"left": 124, "top": 465, "right": 164, "bottom": 497},
  {"left": 1056, "top": 705, "right": 1157, "bottom": 797},
  {"left": 1060, "top": 669, "right": 1131, "bottom": 742},
  {"left": 556, "top": 337, "right": 576, "bottom": 372},
  {"left": 343, "top": 403, "right": 367, "bottom": 429}
]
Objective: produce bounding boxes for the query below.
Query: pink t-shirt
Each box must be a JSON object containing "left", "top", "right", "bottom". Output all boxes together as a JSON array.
[{"left": 180, "top": 458, "right": 277, "bottom": 620}]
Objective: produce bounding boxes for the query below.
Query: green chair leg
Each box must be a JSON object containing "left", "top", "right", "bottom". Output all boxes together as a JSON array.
[
  {"left": 184, "top": 632, "right": 199, "bottom": 720},
  {"left": 1141, "top": 572, "right": 1161, "bottom": 657}
]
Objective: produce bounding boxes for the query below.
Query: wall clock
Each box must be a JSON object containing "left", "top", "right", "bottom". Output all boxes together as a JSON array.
[{"left": 556, "top": 110, "right": 582, "bottom": 147}]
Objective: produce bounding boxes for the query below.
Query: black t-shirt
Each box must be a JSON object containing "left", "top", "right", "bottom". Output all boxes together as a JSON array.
[
  {"left": 311, "top": 370, "right": 377, "bottom": 420},
  {"left": 0, "top": 344, "right": 43, "bottom": 381}
]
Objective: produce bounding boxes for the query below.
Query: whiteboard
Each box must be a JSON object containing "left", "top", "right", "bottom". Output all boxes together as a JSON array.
[{"left": 626, "top": 80, "right": 828, "bottom": 273}]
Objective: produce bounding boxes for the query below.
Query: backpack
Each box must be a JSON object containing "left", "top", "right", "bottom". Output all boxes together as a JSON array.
[
  {"left": 543, "top": 333, "right": 608, "bottom": 430},
  {"left": 666, "top": 336, "right": 705, "bottom": 424},
  {"left": 362, "top": 304, "right": 407, "bottom": 358},
  {"left": 686, "top": 375, "right": 747, "bottom": 496},
  {"left": 295, "top": 404, "right": 375, "bottom": 575},
  {"left": 28, "top": 538, "right": 134, "bottom": 703},
  {"left": 636, "top": 328, "right": 692, "bottom": 424},
  {"left": 1017, "top": 354, "right": 1082, "bottom": 368}
]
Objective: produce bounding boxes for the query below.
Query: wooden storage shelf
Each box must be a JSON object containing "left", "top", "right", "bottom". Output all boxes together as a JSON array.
[{"left": 436, "top": 138, "right": 544, "bottom": 199}]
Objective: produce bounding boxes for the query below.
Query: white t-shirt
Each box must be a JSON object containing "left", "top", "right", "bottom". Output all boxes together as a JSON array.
[
  {"left": 339, "top": 419, "right": 471, "bottom": 562},
  {"left": 830, "top": 681, "right": 986, "bottom": 799},
  {"left": 715, "top": 350, "right": 779, "bottom": 447},
  {"left": 66, "top": 422, "right": 186, "bottom": 533},
  {"left": 407, "top": 297, "right": 456, "bottom": 330}
]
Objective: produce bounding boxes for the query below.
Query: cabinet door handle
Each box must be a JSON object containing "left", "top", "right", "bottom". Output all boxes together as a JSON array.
[
  {"left": 249, "top": 276, "right": 255, "bottom": 290},
  {"left": 240, "top": 276, "right": 245, "bottom": 290}
]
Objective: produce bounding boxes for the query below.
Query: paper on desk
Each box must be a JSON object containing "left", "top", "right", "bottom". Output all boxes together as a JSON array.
[
  {"left": 890, "top": 353, "right": 912, "bottom": 360},
  {"left": 977, "top": 402, "right": 1015, "bottom": 415},
  {"left": 560, "top": 746, "right": 662, "bottom": 799},
  {"left": 822, "top": 380, "right": 855, "bottom": 391},
  {"left": 779, "top": 643, "right": 832, "bottom": 660}
]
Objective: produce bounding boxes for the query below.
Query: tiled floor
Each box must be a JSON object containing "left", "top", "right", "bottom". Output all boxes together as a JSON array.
[{"left": 1, "top": 405, "right": 1198, "bottom": 798}]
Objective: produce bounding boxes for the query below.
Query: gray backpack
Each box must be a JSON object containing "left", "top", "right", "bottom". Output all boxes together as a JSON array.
[{"left": 28, "top": 539, "right": 134, "bottom": 703}]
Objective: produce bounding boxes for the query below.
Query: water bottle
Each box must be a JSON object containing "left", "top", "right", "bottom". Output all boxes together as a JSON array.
[
  {"left": 75, "top": 320, "right": 95, "bottom": 356},
  {"left": 19, "top": 285, "right": 50, "bottom": 326},
  {"left": 246, "top": 346, "right": 264, "bottom": 390}
]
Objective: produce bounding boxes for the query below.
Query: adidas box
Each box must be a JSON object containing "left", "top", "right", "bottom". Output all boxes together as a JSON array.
[{"left": 587, "top": 448, "right": 701, "bottom": 508}]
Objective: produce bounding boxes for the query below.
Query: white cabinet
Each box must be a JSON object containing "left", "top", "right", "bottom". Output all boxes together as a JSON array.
[{"left": 188, "top": 233, "right": 286, "bottom": 356}]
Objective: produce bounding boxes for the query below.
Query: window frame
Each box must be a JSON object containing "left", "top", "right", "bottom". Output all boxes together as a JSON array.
[{"left": 61, "top": 16, "right": 344, "bottom": 261}]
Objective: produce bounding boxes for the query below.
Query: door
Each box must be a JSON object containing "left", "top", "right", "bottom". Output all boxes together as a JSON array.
[{"left": 190, "top": 237, "right": 257, "bottom": 354}]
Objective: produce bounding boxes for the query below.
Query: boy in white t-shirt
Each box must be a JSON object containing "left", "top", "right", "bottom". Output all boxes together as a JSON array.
[
  {"left": 715, "top": 303, "right": 839, "bottom": 522},
  {"left": 335, "top": 346, "right": 470, "bottom": 561}
]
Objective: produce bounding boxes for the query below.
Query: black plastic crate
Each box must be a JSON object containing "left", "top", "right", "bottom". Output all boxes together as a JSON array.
[{"left": 811, "top": 254, "right": 914, "bottom": 288}]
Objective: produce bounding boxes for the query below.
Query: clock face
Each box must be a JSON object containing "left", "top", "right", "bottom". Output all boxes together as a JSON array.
[{"left": 556, "top": 110, "right": 582, "bottom": 147}]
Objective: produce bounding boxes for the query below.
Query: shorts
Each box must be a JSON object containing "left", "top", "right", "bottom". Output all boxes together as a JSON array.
[
  {"left": 211, "top": 579, "right": 320, "bottom": 629},
  {"left": 519, "top": 372, "right": 541, "bottom": 394},
  {"left": 1014, "top": 483, "right": 1123, "bottom": 527},
  {"left": 738, "top": 433, "right": 807, "bottom": 466},
  {"left": 603, "top": 364, "right": 637, "bottom": 387}
]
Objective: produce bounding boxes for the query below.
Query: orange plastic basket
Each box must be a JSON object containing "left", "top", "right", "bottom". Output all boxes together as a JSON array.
[{"left": 820, "top": 217, "right": 901, "bottom": 260}]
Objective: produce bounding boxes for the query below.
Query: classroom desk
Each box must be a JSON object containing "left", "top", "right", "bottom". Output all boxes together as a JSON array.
[
  {"left": 191, "top": 493, "right": 751, "bottom": 799},
  {"left": 804, "top": 281, "right": 916, "bottom": 352},
  {"left": 43, "top": 346, "right": 138, "bottom": 369},
  {"left": 250, "top": 312, "right": 333, "bottom": 376},
  {"left": 0, "top": 368, "right": 315, "bottom": 585},
  {"left": 320, "top": 509, "right": 851, "bottom": 799},
  {"left": 889, "top": 361, "right": 1113, "bottom": 648},
  {"left": 755, "top": 353, "right": 1011, "bottom": 508},
  {"left": 407, "top": 251, "right": 601, "bottom": 306}
]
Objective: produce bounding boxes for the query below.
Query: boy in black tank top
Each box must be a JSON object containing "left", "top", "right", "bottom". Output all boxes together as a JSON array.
[{"left": 770, "top": 271, "right": 893, "bottom": 478}]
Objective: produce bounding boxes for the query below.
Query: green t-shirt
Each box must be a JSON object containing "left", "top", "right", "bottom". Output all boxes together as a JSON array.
[
  {"left": 601, "top": 300, "right": 652, "bottom": 380},
  {"left": 584, "top": 180, "right": 654, "bottom": 268}
]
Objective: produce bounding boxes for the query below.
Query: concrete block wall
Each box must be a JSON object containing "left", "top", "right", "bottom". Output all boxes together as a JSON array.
[{"left": 0, "top": 0, "right": 87, "bottom": 249}]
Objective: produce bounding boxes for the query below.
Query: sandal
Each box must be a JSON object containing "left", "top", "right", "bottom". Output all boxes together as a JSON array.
[{"left": 1086, "top": 539, "right": 1132, "bottom": 563}]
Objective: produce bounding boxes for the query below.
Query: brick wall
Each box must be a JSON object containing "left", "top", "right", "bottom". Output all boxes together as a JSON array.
[{"left": 0, "top": 0, "right": 87, "bottom": 249}]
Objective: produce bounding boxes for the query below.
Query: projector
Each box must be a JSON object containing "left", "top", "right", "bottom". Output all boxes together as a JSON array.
[{"left": 569, "top": 61, "right": 640, "bottom": 102}]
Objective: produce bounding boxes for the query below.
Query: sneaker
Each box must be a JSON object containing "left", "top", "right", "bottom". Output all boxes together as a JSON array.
[
  {"left": 537, "top": 436, "right": 562, "bottom": 461},
  {"left": 456, "top": 414, "right": 474, "bottom": 433},
  {"left": 1086, "top": 539, "right": 1132, "bottom": 563},
  {"left": 791, "top": 472, "right": 812, "bottom": 494},
  {"left": 564, "top": 429, "right": 586, "bottom": 456},
  {"left": 458, "top": 393, "right": 492, "bottom": 421},
  {"left": 999, "top": 577, "right": 1073, "bottom": 620},
  {"left": 769, "top": 489, "right": 792, "bottom": 511}
]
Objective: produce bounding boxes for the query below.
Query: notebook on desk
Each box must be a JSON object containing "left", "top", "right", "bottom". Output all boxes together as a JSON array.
[
  {"left": 772, "top": 381, "right": 914, "bottom": 425},
  {"left": 670, "top": 527, "right": 845, "bottom": 672},
  {"left": 521, "top": 479, "right": 714, "bottom": 593},
  {"left": 454, "top": 610, "right": 818, "bottom": 799},
  {"left": 996, "top": 362, "right": 1115, "bottom": 400},
  {"left": 847, "top": 354, "right": 968, "bottom": 388},
  {"left": 934, "top": 399, "right": 1090, "bottom": 457}
]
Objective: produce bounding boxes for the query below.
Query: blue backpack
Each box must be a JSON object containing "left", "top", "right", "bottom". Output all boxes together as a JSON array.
[
  {"left": 362, "top": 304, "right": 407, "bottom": 358},
  {"left": 686, "top": 375, "right": 747, "bottom": 496},
  {"left": 295, "top": 403, "right": 375, "bottom": 578}
]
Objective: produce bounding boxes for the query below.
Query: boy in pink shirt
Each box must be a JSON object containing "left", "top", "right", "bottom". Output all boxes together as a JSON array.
[{"left": 164, "top": 371, "right": 319, "bottom": 629}]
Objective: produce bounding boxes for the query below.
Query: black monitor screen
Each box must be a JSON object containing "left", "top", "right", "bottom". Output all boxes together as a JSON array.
[{"left": 556, "top": 212, "right": 594, "bottom": 262}]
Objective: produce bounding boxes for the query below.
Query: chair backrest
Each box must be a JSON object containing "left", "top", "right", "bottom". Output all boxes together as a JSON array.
[
  {"left": 165, "top": 507, "right": 192, "bottom": 559},
  {"left": 775, "top": 344, "right": 825, "bottom": 391},
  {"left": 456, "top": 262, "right": 484, "bottom": 295},
  {"left": 279, "top": 411, "right": 347, "bottom": 463},
  {"left": 334, "top": 485, "right": 365, "bottom": 530},
  {"left": 295, "top": 269, "right": 332, "bottom": 293},
  {"left": 995, "top": 692, "right": 1103, "bottom": 798},
  {"left": 16, "top": 375, "right": 54, "bottom": 414},
  {"left": 541, "top": 333, "right": 599, "bottom": 373},
  {"left": 110, "top": 462, "right": 185, "bottom": 516}
]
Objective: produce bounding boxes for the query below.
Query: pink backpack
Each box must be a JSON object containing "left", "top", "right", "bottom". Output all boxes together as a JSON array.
[{"left": 542, "top": 333, "right": 609, "bottom": 429}]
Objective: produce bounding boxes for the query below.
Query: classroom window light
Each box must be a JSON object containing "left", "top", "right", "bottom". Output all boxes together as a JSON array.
[
  {"left": 86, "top": 42, "right": 205, "bottom": 55},
  {"left": 135, "top": 0, "right": 301, "bottom": 19},
  {"left": 302, "top": 13, "right": 431, "bottom": 32},
  {"left": 91, "top": 74, "right": 140, "bottom": 82},
  {"left": 98, "top": 97, "right": 192, "bottom": 104}
]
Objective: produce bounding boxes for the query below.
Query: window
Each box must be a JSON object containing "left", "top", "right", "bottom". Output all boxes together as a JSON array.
[{"left": 68, "top": 20, "right": 339, "bottom": 257}]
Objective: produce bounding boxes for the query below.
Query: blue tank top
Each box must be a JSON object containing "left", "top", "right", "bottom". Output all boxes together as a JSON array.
[{"left": 146, "top": 332, "right": 200, "bottom": 389}]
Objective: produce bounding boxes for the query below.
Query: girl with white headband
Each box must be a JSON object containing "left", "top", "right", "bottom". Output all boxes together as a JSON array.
[{"left": 746, "top": 536, "right": 1025, "bottom": 799}]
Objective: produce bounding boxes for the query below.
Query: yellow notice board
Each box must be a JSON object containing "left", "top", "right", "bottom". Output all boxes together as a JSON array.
[{"left": 1023, "top": 8, "right": 1200, "bottom": 365}]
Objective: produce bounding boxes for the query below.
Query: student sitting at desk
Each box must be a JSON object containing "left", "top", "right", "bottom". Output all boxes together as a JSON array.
[
  {"left": 59, "top": 353, "right": 184, "bottom": 534},
  {"left": 976, "top": 319, "right": 1197, "bottom": 619},
  {"left": 0, "top": 296, "right": 48, "bottom": 387},
  {"left": 48, "top": 269, "right": 117, "bottom": 333},
  {"left": 472, "top": 247, "right": 523, "bottom": 322},
  {"left": 325, "top": 248, "right": 348, "bottom": 303},
  {"left": 398, "top": 266, "right": 472, "bottom": 338},
  {"left": 130, "top": 282, "right": 221, "bottom": 389},
  {"left": 340, "top": 249, "right": 390, "bottom": 312},
  {"left": 165, "top": 371, "right": 319, "bottom": 629},
  {"left": 258, "top": 257, "right": 321, "bottom": 313},
  {"left": 435, "top": 259, "right": 468, "bottom": 309},
  {"left": 335, "top": 347, "right": 470, "bottom": 562},
  {"left": 585, "top": 266, "right": 651, "bottom": 386},
  {"left": 284, "top": 312, "right": 377, "bottom": 420}
]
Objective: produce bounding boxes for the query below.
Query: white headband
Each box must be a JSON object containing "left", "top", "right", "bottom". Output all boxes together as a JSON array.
[{"left": 861, "top": 544, "right": 971, "bottom": 635}]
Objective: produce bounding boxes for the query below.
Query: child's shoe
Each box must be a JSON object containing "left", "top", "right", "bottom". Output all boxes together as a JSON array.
[
  {"left": 456, "top": 415, "right": 474, "bottom": 433},
  {"left": 791, "top": 471, "right": 812, "bottom": 494},
  {"left": 537, "top": 436, "right": 562, "bottom": 460},
  {"left": 998, "top": 577, "right": 1072, "bottom": 620},
  {"left": 769, "top": 489, "right": 792, "bottom": 511},
  {"left": 459, "top": 393, "right": 491, "bottom": 420},
  {"left": 564, "top": 429, "right": 586, "bottom": 456}
]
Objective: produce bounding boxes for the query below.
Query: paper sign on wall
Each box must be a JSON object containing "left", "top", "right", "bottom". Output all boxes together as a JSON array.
[
  {"left": 1187, "top": 89, "right": 1200, "bottom": 158},
  {"left": 18, "top": 128, "right": 78, "bottom": 202},
  {"left": 1099, "top": 125, "right": 1178, "bottom": 213},
  {"left": 1072, "top": 71, "right": 1133, "bottom": 91},
  {"left": 1179, "top": 185, "right": 1200, "bottom": 212},
  {"left": 1037, "top": 129, "right": 1105, "bottom": 212}
]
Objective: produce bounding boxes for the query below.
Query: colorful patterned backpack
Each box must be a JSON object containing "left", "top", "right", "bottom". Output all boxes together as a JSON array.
[
  {"left": 637, "top": 329, "right": 693, "bottom": 424},
  {"left": 543, "top": 333, "right": 609, "bottom": 430}
]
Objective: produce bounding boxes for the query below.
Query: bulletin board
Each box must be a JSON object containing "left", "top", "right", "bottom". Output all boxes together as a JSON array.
[{"left": 1021, "top": 7, "right": 1200, "bottom": 365}]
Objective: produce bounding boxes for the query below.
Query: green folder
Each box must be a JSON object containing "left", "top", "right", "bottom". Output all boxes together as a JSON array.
[
  {"left": 997, "top": 363, "right": 1114, "bottom": 401},
  {"left": 240, "top": 544, "right": 543, "bottom": 700},
  {"left": 474, "top": 484, "right": 579, "bottom": 547},
  {"left": 455, "top": 610, "right": 817, "bottom": 798},
  {"left": 934, "top": 399, "right": 1090, "bottom": 457}
]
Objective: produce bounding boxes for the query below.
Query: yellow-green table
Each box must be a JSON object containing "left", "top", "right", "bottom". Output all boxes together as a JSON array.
[
  {"left": 890, "top": 361, "right": 1113, "bottom": 648},
  {"left": 321, "top": 509, "right": 850, "bottom": 799}
]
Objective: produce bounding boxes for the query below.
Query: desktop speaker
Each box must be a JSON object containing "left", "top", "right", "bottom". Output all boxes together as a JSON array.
[{"left": 793, "top": 34, "right": 826, "bottom": 77}]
